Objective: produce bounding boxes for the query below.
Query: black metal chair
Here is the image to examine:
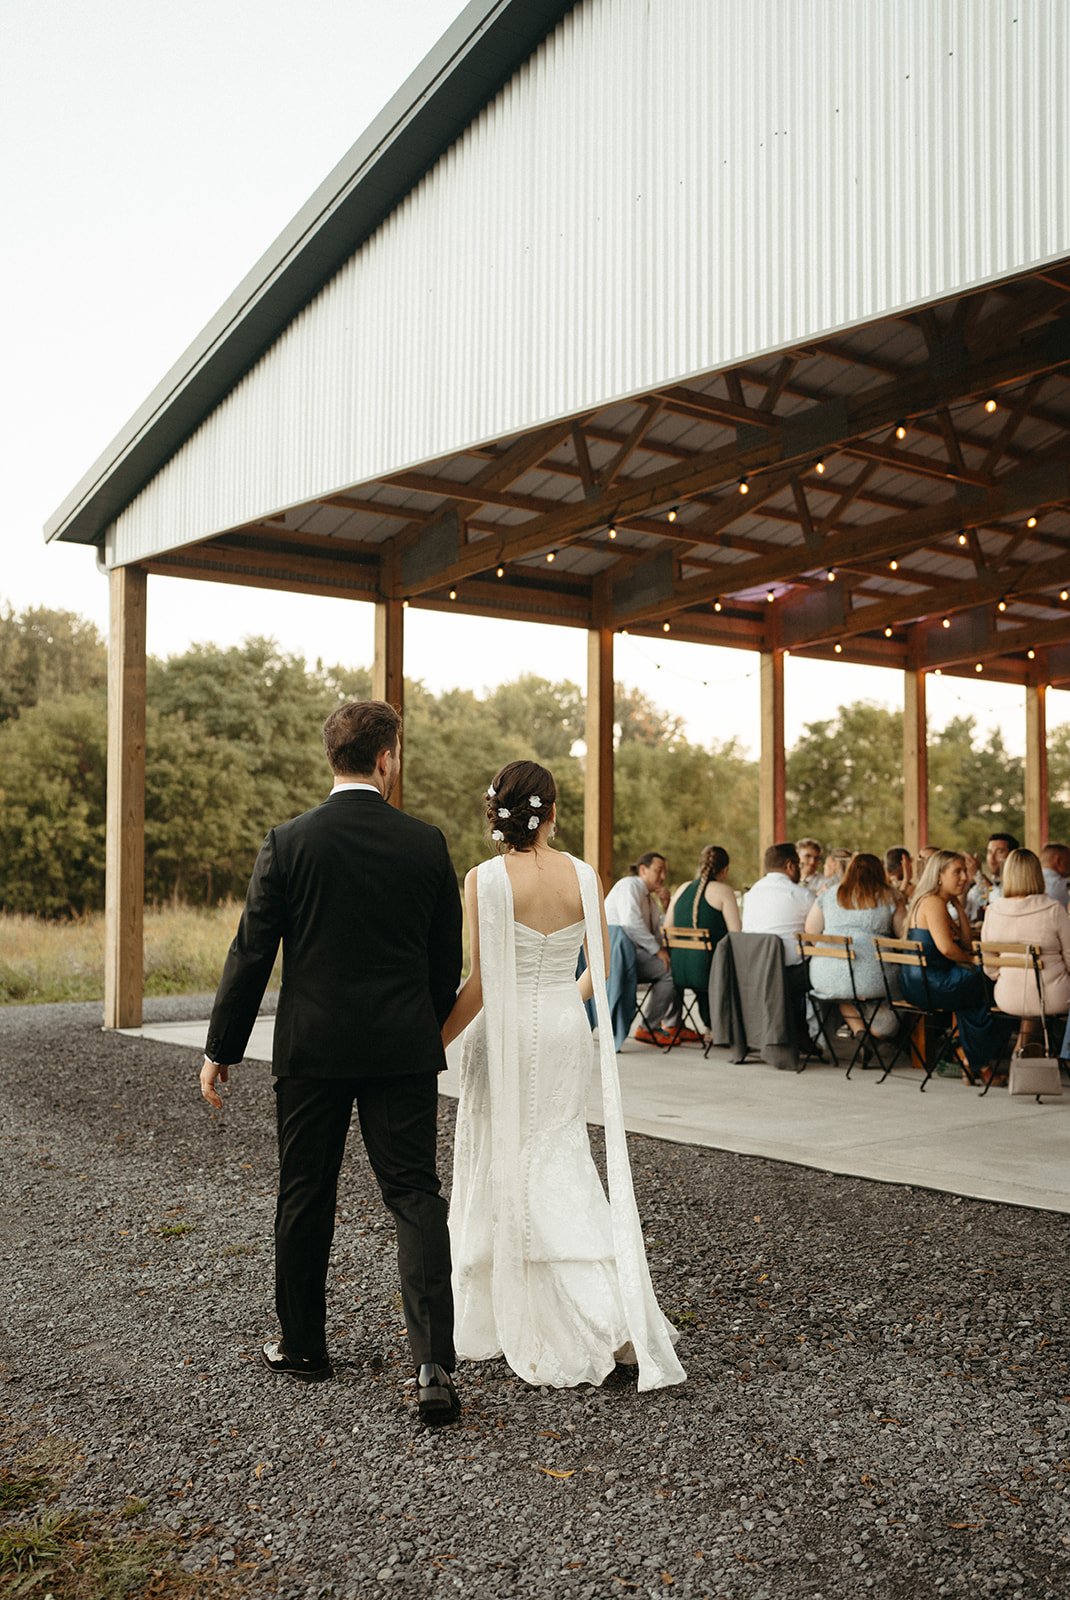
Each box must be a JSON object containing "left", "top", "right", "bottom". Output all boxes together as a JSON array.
[
  {"left": 872, "top": 935, "right": 963, "bottom": 1091},
  {"left": 662, "top": 925, "right": 714, "bottom": 1056},
  {"left": 796, "top": 931, "right": 886, "bottom": 1077}
]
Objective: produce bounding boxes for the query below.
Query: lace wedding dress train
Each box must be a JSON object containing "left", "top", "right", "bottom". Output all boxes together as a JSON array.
[{"left": 449, "top": 854, "right": 685, "bottom": 1391}]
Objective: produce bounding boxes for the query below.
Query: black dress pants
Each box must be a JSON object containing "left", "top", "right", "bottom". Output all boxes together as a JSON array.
[{"left": 273, "top": 1073, "right": 455, "bottom": 1370}]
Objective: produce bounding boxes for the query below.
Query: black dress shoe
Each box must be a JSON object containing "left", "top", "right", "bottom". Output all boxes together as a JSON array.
[
  {"left": 416, "top": 1362, "right": 461, "bottom": 1427},
  {"left": 260, "top": 1341, "right": 333, "bottom": 1382}
]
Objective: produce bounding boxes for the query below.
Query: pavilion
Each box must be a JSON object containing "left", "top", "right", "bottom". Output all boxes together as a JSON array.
[{"left": 45, "top": 0, "right": 1070, "bottom": 1027}]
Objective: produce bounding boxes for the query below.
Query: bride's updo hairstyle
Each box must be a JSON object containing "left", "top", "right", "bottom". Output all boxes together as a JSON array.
[{"left": 484, "top": 760, "right": 557, "bottom": 852}]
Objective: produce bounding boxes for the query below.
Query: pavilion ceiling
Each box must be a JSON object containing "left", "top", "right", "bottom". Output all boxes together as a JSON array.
[{"left": 144, "top": 262, "right": 1070, "bottom": 688}]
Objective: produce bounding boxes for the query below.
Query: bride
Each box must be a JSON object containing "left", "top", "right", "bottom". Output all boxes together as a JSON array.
[{"left": 441, "top": 759, "right": 685, "bottom": 1392}]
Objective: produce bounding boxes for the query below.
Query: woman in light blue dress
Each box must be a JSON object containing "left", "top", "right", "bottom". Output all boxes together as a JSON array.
[{"left": 804, "top": 852, "right": 905, "bottom": 1044}]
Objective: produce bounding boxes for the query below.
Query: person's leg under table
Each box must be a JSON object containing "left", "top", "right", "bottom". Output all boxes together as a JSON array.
[
  {"left": 634, "top": 949, "right": 680, "bottom": 1031},
  {"left": 355, "top": 1072, "right": 455, "bottom": 1373},
  {"left": 273, "top": 1075, "right": 356, "bottom": 1361}
]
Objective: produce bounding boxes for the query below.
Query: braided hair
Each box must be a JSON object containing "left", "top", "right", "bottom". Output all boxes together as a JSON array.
[
  {"left": 692, "top": 844, "right": 730, "bottom": 926},
  {"left": 484, "top": 759, "right": 557, "bottom": 853}
]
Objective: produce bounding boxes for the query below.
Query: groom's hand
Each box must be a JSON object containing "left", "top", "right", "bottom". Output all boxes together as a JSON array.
[{"left": 200, "top": 1057, "right": 229, "bottom": 1110}]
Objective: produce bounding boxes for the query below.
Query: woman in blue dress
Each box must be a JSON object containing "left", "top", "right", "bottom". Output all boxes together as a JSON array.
[
  {"left": 901, "top": 849, "right": 1012, "bottom": 1078},
  {"left": 804, "top": 851, "right": 905, "bottom": 1048}
]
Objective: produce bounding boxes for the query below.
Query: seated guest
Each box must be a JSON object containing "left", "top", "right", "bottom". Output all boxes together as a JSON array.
[
  {"left": 982, "top": 849, "right": 1070, "bottom": 1042},
  {"left": 605, "top": 851, "right": 682, "bottom": 1044},
  {"left": 1040, "top": 843, "right": 1070, "bottom": 910},
  {"left": 904, "top": 850, "right": 1014, "bottom": 1080},
  {"left": 666, "top": 844, "right": 742, "bottom": 1029},
  {"left": 795, "top": 837, "right": 825, "bottom": 893},
  {"left": 743, "top": 842, "right": 816, "bottom": 958},
  {"left": 964, "top": 831, "right": 1019, "bottom": 922},
  {"left": 885, "top": 845, "right": 914, "bottom": 902},
  {"left": 805, "top": 851, "right": 906, "bottom": 1045},
  {"left": 816, "top": 846, "right": 852, "bottom": 895}
]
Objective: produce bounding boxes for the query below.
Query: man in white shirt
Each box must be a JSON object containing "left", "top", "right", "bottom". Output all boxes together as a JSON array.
[
  {"left": 964, "top": 832, "right": 1018, "bottom": 922},
  {"left": 742, "top": 842, "right": 817, "bottom": 963},
  {"left": 1041, "top": 842, "right": 1070, "bottom": 909},
  {"left": 605, "top": 852, "right": 686, "bottom": 1043}
]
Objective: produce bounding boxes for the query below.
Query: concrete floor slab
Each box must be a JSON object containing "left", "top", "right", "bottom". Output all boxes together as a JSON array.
[{"left": 136, "top": 1016, "right": 1070, "bottom": 1213}]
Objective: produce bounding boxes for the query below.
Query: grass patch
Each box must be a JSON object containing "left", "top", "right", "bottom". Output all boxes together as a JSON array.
[
  {"left": 0, "top": 1475, "right": 50, "bottom": 1513},
  {"left": 157, "top": 1223, "right": 196, "bottom": 1238},
  {"left": 221, "top": 1243, "right": 257, "bottom": 1259},
  {"left": 0, "top": 903, "right": 281, "bottom": 1006},
  {"left": 0, "top": 1512, "right": 202, "bottom": 1598}
]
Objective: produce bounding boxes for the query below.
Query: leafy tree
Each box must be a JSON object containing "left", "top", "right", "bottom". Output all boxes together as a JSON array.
[
  {"left": 785, "top": 702, "right": 905, "bottom": 854},
  {"left": 927, "top": 716, "right": 1024, "bottom": 855},
  {"left": 615, "top": 737, "right": 759, "bottom": 888},
  {"left": 0, "top": 603, "right": 106, "bottom": 724}
]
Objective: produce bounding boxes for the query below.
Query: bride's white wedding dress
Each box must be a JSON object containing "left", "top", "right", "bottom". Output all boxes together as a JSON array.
[{"left": 449, "top": 853, "right": 686, "bottom": 1391}]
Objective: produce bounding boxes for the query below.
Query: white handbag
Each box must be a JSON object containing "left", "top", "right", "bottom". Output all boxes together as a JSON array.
[{"left": 1007, "top": 953, "right": 1063, "bottom": 1098}]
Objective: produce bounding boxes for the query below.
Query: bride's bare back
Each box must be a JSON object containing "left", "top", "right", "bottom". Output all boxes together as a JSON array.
[{"left": 504, "top": 845, "right": 585, "bottom": 934}]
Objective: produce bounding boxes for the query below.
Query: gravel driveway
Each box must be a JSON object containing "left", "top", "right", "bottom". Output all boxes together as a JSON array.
[{"left": 1, "top": 997, "right": 1067, "bottom": 1599}]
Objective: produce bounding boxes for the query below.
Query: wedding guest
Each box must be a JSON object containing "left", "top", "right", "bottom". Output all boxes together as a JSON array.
[
  {"left": 805, "top": 852, "right": 906, "bottom": 1048},
  {"left": 795, "top": 837, "right": 824, "bottom": 893},
  {"left": 964, "top": 832, "right": 1019, "bottom": 922},
  {"left": 605, "top": 852, "right": 681, "bottom": 1044},
  {"left": 815, "top": 846, "right": 852, "bottom": 895},
  {"left": 666, "top": 844, "right": 741, "bottom": 1028},
  {"left": 743, "top": 842, "right": 816, "bottom": 961},
  {"left": 1040, "top": 843, "right": 1070, "bottom": 910},
  {"left": 903, "top": 850, "right": 1013, "bottom": 1081},
  {"left": 982, "top": 849, "right": 1070, "bottom": 1043},
  {"left": 885, "top": 845, "right": 914, "bottom": 902}
]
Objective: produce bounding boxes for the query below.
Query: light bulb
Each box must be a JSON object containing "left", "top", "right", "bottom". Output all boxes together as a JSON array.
[
  {"left": 984, "top": 397, "right": 997, "bottom": 414},
  {"left": 546, "top": 550, "right": 556, "bottom": 563},
  {"left": 607, "top": 521, "right": 617, "bottom": 539},
  {"left": 713, "top": 600, "right": 723, "bottom": 613},
  {"left": 662, "top": 621, "right": 671, "bottom": 633},
  {"left": 1062, "top": 591, "right": 1069, "bottom": 602},
  {"left": 957, "top": 532, "right": 968, "bottom": 546},
  {"left": 1027, "top": 516, "right": 1038, "bottom": 529},
  {"left": 1028, "top": 649, "right": 1036, "bottom": 660},
  {"left": 496, "top": 566, "right": 505, "bottom": 578},
  {"left": 402, "top": 599, "right": 410, "bottom": 609},
  {"left": 667, "top": 507, "right": 678, "bottom": 523},
  {"left": 827, "top": 569, "right": 836, "bottom": 582},
  {"left": 889, "top": 559, "right": 898, "bottom": 571},
  {"left": 942, "top": 617, "right": 951, "bottom": 629},
  {"left": 895, "top": 422, "right": 907, "bottom": 441},
  {"left": 815, "top": 459, "right": 826, "bottom": 475},
  {"left": 448, "top": 589, "right": 457, "bottom": 601},
  {"left": 834, "top": 643, "right": 843, "bottom": 654},
  {"left": 934, "top": 668, "right": 942, "bottom": 676},
  {"left": 975, "top": 662, "right": 983, "bottom": 672},
  {"left": 766, "top": 590, "right": 775, "bottom": 603},
  {"left": 884, "top": 627, "right": 893, "bottom": 638},
  {"left": 997, "top": 598, "right": 1007, "bottom": 612},
  {"left": 739, "top": 477, "right": 750, "bottom": 495}
]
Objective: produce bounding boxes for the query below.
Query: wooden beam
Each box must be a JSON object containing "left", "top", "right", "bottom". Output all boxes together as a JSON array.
[
  {"left": 1025, "top": 683, "right": 1049, "bottom": 852},
  {"left": 920, "top": 609, "right": 1070, "bottom": 671},
  {"left": 616, "top": 449, "right": 1070, "bottom": 626},
  {"left": 373, "top": 595, "right": 405, "bottom": 809},
  {"left": 104, "top": 565, "right": 146, "bottom": 1030},
  {"left": 584, "top": 625, "right": 615, "bottom": 889},
  {"left": 903, "top": 668, "right": 928, "bottom": 859},
  {"left": 759, "top": 650, "right": 786, "bottom": 855}
]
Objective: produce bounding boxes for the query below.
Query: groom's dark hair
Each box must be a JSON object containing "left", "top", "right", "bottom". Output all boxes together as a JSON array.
[{"left": 322, "top": 700, "right": 401, "bottom": 776}]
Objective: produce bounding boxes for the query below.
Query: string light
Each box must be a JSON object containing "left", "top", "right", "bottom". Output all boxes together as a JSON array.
[
  {"left": 934, "top": 668, "right": 942, "bottom": 676},
  {"left": 942, "top": 617, "right": 951, "bottom": 629},
  {"left": 996, "top": 597, "right": 1007, "bottom": 612},
  {"left": 607, "top": 520, "right": 617, "bottom": 539},
  {"left": 895, "top": 422, "right": 907, "bottom": 441},
  {"left": 402, "top": 599, "right": 410, "bottom": 609},
  {"left": 738, "top": 476, "right": 750, "bottom": 495},
  {"left": 815, "top": 458, "right": 826, "bottom": 475},
  {"left": 496, "top": 565, "right": 505, "bottom": 578},
  {"left": 957, "top": 532, "right": 968, "bottom": 546},
  {"left": 448, "top": 589, "right": 457, "bottom": 601},
  {"left": 1027, "top": 516, "right": 1038, "bottom": 529},
  {"left": 975, "top": 662, "right": 984, "bottom": 672},
  {"left": 666, "top": 506, "right": 678, "bottom": 523},
  {"left": 545, "top": 550, "right": 556, "bottom": 563},
  {"left": 884, "top": 627, "right": 893, "bottom": 638},
  {"left": 984, "top": 397, "right": 997, "bottom": 414},
  {"left": 826, "top": 569, "right": 836, "bottom": 582},
  {"left": 713, "top": 600, "right": 723, "bottom": 613},
  {"left": 834, "top": 643, "right": 843, "bottom": 653},
  {"left": 620, "top": 628, "right": 629, "bottom": 636},
  {"left": 662, "top": 621, "right": 671, "bottom": 633},
  {"left": 889, "top": 559, "right": 898, "bottom": 571},
  {"left": 1027, "top": 649, "right": 1036, "bottom": 660},
  {"left": 1062, "top": 591, "right": 1069, "bottom": 602},
  {"left": 766, "top": 590, "right": 776, "bottom": 604}
]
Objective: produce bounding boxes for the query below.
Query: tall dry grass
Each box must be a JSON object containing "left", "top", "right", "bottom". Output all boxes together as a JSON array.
[{"left": 0, "top": 903, "right": 280, "bottom": 1005}]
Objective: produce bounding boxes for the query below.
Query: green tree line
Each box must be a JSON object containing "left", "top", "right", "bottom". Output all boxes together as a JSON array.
[{"left": 0, "top": 602, "right": 1058, "bottom": 917}]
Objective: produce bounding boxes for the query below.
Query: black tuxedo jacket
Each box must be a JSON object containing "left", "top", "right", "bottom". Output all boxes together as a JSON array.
[{"left": 205, "top": 790, "right": 463, "bottom": 1079}]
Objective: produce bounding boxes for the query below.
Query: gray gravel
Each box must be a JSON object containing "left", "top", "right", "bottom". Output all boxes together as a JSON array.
[{"left": 2, "top": 996, "right": 1068, "bottom": 1599}]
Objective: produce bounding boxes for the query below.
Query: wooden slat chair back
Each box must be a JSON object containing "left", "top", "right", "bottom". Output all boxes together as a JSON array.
[
  {"left": 662, "top": 925, "right": 714, "bottom": 1056},
  {"left": 872, "top": 934, "right": 962, "bottom": 1091},
  {"left": 973, "top": 940, "right": 1051, "bottom": 1097},
  {"left": 796, "top": 932, "right": 887, "bottom": 1078}
]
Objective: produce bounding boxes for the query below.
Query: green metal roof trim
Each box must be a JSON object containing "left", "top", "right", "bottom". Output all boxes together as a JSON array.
[{"left": 46, "top": 0, "right": 576, "bottom": 547}]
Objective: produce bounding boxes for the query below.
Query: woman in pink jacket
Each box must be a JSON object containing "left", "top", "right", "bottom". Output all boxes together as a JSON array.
[{"left": 981, "top": 849, "right": 1070, "bottom": 1042}]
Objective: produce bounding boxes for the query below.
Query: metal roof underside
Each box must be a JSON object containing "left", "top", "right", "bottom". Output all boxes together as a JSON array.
[
  {"left": 144, "top": 266, "right": 1070, "bottom": 688},
  {"left": 44, "top": 0, "right": 576, "bottom": 548}
]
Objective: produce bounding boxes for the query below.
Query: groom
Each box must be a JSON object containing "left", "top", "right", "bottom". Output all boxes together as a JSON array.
[{"left": 199, "top": 700, "right": 463, "bottom": 1425}]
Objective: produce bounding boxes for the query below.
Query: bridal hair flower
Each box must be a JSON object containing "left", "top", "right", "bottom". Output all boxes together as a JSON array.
[
  {"left": 486, "top": 784, "right": 497, "bottom": 798},
  {"left": 491, "top": 828, "right": 504, "bottom": 842},
  {"left": 527, "top": 815, "right": 540, "bottom": 831},
  {"left": 529, "top": 795, "right": 542, "bottom": 808},
  {"left": 497, "top": 807, "right": 511, "bottom": 818}
]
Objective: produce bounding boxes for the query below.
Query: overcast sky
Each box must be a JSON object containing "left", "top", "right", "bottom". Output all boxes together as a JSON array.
[{"left": 2, "top": 0, "right": 1058, "bottom": 755}]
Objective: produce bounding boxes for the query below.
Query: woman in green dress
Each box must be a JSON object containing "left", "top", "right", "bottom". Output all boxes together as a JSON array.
[{"left": 666, "top": 845, "right": 741, "bottom": 1029}]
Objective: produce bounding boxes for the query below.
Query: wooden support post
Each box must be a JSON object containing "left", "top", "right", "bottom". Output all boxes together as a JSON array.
[
  {"left": 759, "top": 650, "right": 786, "bottom": 855},
  {"left": 584, "top": 626, "right": 615, "bottom": 887},
  {"left": 1025, "top": 682, "right": 1049, "bottom": 852},
  {"left": 373, "top": 597, "right": 405, "bottom": 808},
  {"left": 104, "top": 565, "right": 146, "bottom": 1030},
  {"left": 903, "top": 667, "right": 929, "bottom": 860}
]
